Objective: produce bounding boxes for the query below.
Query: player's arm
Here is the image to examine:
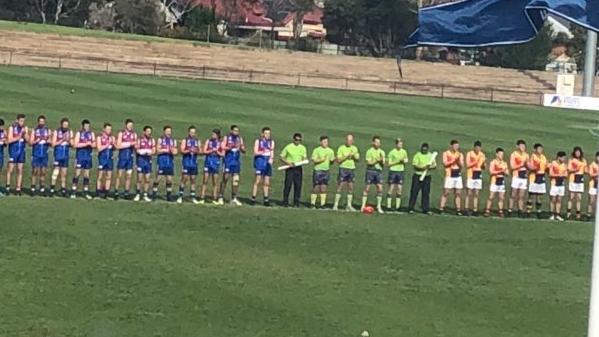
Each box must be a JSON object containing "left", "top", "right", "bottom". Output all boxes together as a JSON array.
[
  {"left": 180, "top": 138, "right": 188, "bottom": 154},
  {"left": 96, "top": 135, "right": 105, "bottom": 152},
  {"left": 7, "top": 126, "right": 17, "bottom": 144},
  {"left": 116, "top": 132, "right": 124, "bottom": 150},
  {"left": 239, "top": 136, "right": 246, "bottom": 153},
  {"left": 466, "top": 153, "right": 477, "bottom": 169},
  {"left": 151, "top": 139, "right": 157, "bottom": 156},
  {"left": 50, "top": 130, "right": 58, "bottom": 147},
  {"left": 28, "top": 129, "right": 37, "bottom": 145},
  {"left": 280, "top": 146, "right": 293, "bottom": 166},
  {"left": 329, "top": 150, "right": 336, "bottom": 164},
  {"left": 311, "top": 150, "right": 323, "bottom": 165},
  {"left": 171, "top": 140, "right": 178, "bottom": 155},
  {"left": 90, "top": 132, "right": 96, "bottom": 149},
  {"left": 253, "top": 139, "right": 261, "bottom": 156},
  {"left": 73, "top": 132, "right": 82, "bottom": 148},
  {"left": 509, "top": 153, "right": 519, "bottom": 170},
  {"left": 442, "top": 152, "right": 453, "bottom": 167}
]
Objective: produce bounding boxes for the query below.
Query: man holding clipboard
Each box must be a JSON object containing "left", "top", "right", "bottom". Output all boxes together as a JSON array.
[{"left": 280, "top": 133, "right": 308, "bottom": 207}]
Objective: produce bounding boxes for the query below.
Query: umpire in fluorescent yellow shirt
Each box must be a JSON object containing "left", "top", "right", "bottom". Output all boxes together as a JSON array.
[
  {"left": 386, "top": 138, "right": 409, "bottom": 211},
  {"left": 408, "top": 143, "right": 436, "bottom": 214},
  {"left": 310, "top": 135, "right": 335, "bottom": 208},
  {"left": 280, "top": 133, "right": 308, "bottom": 207}
]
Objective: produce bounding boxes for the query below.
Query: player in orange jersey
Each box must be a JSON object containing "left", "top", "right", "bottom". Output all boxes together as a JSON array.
[
  {"left": 548, "top": 151, "right": 567, "bottom": 221},
  {"left": 508, "top": 140, "right": 529, "bottom": 217},
  {"left": 465, "top": 140, "right": 486, "bottom": 216},
  {"left": 484, "top": 147, "right": 509, "bottom": 217},
  {"left": 526, "top": 143, "right": 547, "bottom": 219},
  {"left": 439, "top": 139, "right": 464, "bottom": 215},
  {"left": 587, "top": 151, "right": 599, "bottom": 220},
  {"left": 567, "top": 146, "right": 587, "bottom": 220}
]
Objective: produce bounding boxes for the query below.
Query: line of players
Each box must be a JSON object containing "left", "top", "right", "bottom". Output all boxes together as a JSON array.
[{"left": 0, "top": 114, "right": 597, "bottom": 221}]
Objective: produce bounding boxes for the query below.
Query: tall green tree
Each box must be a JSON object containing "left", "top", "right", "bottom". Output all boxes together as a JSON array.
[
  {"left": 115, "top": 0, "right": 162, "bottom": 35},
  {"left": 324, "top": 0, "right": 417, "bottom": 57}
]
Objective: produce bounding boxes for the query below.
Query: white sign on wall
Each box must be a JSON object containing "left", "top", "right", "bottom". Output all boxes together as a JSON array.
[{"left": 543, "top": 94, "right": 599, "bottom": 111}]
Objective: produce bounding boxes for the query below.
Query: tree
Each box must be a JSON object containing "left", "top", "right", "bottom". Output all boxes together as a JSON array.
[
  {"left": 324, "top": 0, "right": 417, "bottom": 57},
  {"left": 482, "top": 25, "right": 553, "bottom": 71},
  {"left": 288, "top": 0, "right": 313, "bottom": 46},
  {"left": 569, "top": 25, "right": 599, "bottom": 74},
  {"left": 262, "top": 0, "right": 287, "bottom": 48},
  {"left": 115, "top": 0, "right": 162, "bottom": 35},
  {"left": 53, "top": 0, "right": 82, "bottom": 24},
  {"left": 160, "top": 0, "right": 198, "bottom": 28},
  {"left": 30, "top": 0, "right": 49, "bottom": 23},
  {"left": 87, "top": 1, "right": 116, "bottom": 30}
]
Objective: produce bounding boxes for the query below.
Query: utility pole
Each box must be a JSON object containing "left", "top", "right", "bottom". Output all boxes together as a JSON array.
[{"left": 582, "top": 30, "right": 597, "bottom": 97}]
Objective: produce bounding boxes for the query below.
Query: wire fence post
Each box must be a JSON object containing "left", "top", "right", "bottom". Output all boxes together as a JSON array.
[
  {"left": 8, "top": 51, "right": 13, "bottom": 66},
  {"left": 490, "top": 88, "right": 494, "bottom": 102},
  {"left": 297, "top": 74, "right": 301, "bottom": 86},
  {"left": 202, "top": 66, "right": 206, "bottom": 78},
  {"left": 393, "top": 82, "right": 397, "bottom": 94},
  {"left": 207, "top": 25, "right": 211, "bottom": 44},
  {"left": 441, "top": 85, "right": 445, "bottom": 98},
  {"left": 248, "top": 70, "right": 253, "bottom": 83},
  {"left": 153, "top": 62, "right": 157, "bottom": 76},
  {"left": 58, "top": 57, "right": 62, "bottom": 70},
  {"left": 344, "top": 78, "right": 349, "bottom": 89},
  {"left": 105, "top": 61, "right": 109, "bottom": 73}
]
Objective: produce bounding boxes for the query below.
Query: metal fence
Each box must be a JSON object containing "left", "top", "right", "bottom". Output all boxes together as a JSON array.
[{"left": 0, "top": 49, "right": 546, "bottom": 106}]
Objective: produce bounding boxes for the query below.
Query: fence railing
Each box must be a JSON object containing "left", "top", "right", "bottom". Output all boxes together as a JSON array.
[{"left": 0, "top": 49, "right": 546, "bottom": 106}]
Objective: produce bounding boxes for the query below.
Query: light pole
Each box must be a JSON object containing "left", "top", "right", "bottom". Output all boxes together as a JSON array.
[{"left": 582, "top": 30, "right": 597, "bottom": 97}]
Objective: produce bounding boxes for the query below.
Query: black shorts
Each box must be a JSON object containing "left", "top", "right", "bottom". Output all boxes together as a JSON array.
[
  {"left": 365, "top": 170, "right": 383, "bottom": 185},
  {"left": 388, "top": 171, "right": 404, "bottom": 185},
  {"left": 338, "top": 168, "right": 355, "bottom": 183},
  {"left": 313, "top": 170, "right": 330, "bottom": 186}
]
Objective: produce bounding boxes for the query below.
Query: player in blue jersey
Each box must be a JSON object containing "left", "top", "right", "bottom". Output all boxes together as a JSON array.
[
  {"left": 251, "top": 127, "right": 275, "bottom": 206},
  {"left": 219, "top": 125, "right": 246, "bottom": 205},
  {"left": 96, "top": 123, "right": 116, "bottom": 199},
  {"left": 152, "top": 125, "right": 178, "bottom": 201},
  {"left": 50, "top": 118, "right": 73, "bottom": 197},
  {"left": 114, "top": 119, "right": 137, "bottom": 200},
  {"left": 200, "top": 128, "right": 224, "bottom": 204},
  {"left": 177, "top": 125, "right": 201, "bottom": 204},
  {"left": 29, "top": 115, "right": 51, "bottom": 196},
  {"left": 133, "top": 126, "right": 155, "bottom": 202},
  {"left": 6, "top": 113, "right": 28, "bottom": 195},
  {"left": 0, "top": 119, "right": 6, "bottom": 196},
  {"left": 71, "top": 119, "right": 96, "bottom": 199}
]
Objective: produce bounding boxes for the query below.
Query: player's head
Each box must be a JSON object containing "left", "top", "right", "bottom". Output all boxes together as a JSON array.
[
  {"left": 293, "top": 133, "right": 302, "bottom": 144},
  {"left": 188, "top": 125, "right": 196, "bottom": 137},
  {"left": 473, "top": 140, "right": 482, "bottom": 152},
  {"left": 557, "top": 151, "right": 566, "bottom": 162},
  {"left": 37, "top": 115, "right": 46, "bottom": 127},
  {"left": 16, "top": 113, "right": 25, "bottom": 126},
  {"left": 496, "top": 147, "right": 504, "bottom": 160},
  {"left": 103, "top": 122, "right": 112, "bottom": 134},
  {"left": 261, "top": 127, "right": 271, "bottom": 139},
  {"left": 125, "top": 118, "right": 134, "bottom": 130},
  {"left": 395, "top": 138, "right": 403, "bottom": 149},
  {"left": 421, "top": 142, "right": 429, "bottom": 154},
  {"left": 450, "top": 139, "right": 459, "bottom": 151},
  {"left": 230, "top": 124, "right": 240, "bottom": 136},
  {"left": 212, "top": 128, "right": 221, "bottom": 139},
  {"left": 572, "top": 146, "right": 583, "bottom": 159},
  {"left": 345, "top": 133, "right": 354, "bottom": 146},
  {"left": 0, "top": 118, "right": 4, "bottom": 129},
  {"left": 320, "top": 135, "right": 328, "bottom": 148},
  {"left": 81, "top": 119, "right": 91, "bottom": 131},
  {"left": 516, "top": 139, "right": 526, "bottom": 151},
  {"left": 60, "top": 117, "right": 70, "bottom": 129},
  {"left": 595, "top": 151, "right": 599, "bottom": 163},
  {"left": 143, "top": 125, "right": 152, "bottom": 136},
  {"left": 372, "top": 136, "right": 381, "bottom": 148},
  {"left": 163, "top": 125, "right": 172, "bottom": 137},
  {"left": 533, "top": 143, "right": 543, "bottom": 154}
]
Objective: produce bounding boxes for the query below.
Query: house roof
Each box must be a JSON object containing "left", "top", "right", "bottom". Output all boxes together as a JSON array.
[{"left": 194, "top": 0, "right": 323, "bottom": 26}]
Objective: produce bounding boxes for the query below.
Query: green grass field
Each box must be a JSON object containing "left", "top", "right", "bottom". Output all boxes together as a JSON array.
[{"left": 0, "top": 66, "right": 596, "bottom": 337}]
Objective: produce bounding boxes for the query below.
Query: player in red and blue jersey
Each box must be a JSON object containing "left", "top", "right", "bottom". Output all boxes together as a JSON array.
[
  {"left": 152, "top": 125, "right": 178, "bottom": 201},
  {"left": 0, "top": 119, "right": 6, "bottom": 196},
  {"left": 133, "top": 126, "right": 155, "bottom": 202},
  {"left": 177, "top": 125, "right": 201, "bottom": 204},
  {"left": 115, "top": 119, "right": 137, "bottom": 200},
  {"left": 71, "top": 119, "right": 95, "bottom": 199},
  {"left": 50, "top": 118, "right": 73, "bottom": 197},
  {"left": 200, "top": 128, "right": 223, "bottom": 204},
  {"left": 29, "top": 115, "right": 51, "bottom": 196},
  {"left": 6, "top": 113, "right": 28, "bottom": 195},
  {"left": 219, "top": 125, "right": 246, "bottom": 205},
  {"left": 96, "top": 123, "right": 115, "bottom": 199},
  {"left": 251, "top": 127, "right": 275, "bottom": 206}
]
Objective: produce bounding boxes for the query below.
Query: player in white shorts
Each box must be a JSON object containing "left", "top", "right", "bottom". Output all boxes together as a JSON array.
[
  {"left": 440, "top": 140, "right": 464, "bottom": 215},
  {"left": 465, "top": 141, "right": 486, "bottom": 216},
  {"left": 484, "top": 147, "right": 509, "bottom": 217},
  {"left": 526, "top": 143, "right": 547, "bottom": 219},
  {"left": 508, "top": 140, "right": 529, "bottom": 217},
  {"left": 567, "top": 146, "right": 586, "bottom": 220},
  {"left": 548, "top": 151, "right": 567, "bottom": 221},
  {"left": 587, "top": 151, "right": 599, "bottom": 220}
]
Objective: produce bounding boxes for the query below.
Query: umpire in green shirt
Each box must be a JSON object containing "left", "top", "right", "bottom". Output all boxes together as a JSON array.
[
  {"left": 280, "top": 133, "right": 308, "bottom": 207},
  {"left": 408, "top": 143, "right": 436, "bottom": 214}
]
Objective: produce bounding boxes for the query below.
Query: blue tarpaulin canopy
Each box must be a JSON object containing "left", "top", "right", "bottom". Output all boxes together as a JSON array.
[{"left": 406, "top": 0, "right": 599, "bottom": 47}]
